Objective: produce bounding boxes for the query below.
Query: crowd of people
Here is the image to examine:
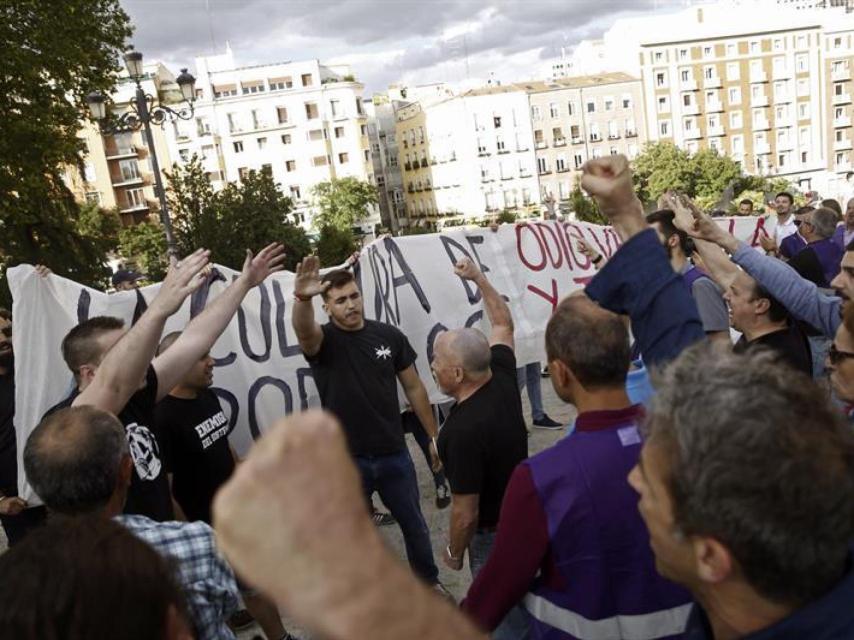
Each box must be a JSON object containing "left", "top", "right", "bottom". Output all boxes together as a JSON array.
[{"left": 2, "top": 155, "right": 854, "bottom": 640}]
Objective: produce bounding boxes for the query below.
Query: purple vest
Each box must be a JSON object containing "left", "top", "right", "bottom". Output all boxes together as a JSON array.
[
  {"left": 682, "top": 266, "right": 709, "bottom": 291},
  {"left": 811, "top": 238, "right": 844, "bottom": 287},
  {"left": 522, "top": 413, "right": 692, "bottom": 640}
]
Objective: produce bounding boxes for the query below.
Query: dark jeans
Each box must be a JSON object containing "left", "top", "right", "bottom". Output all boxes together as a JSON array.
[
  {"left": 0, "top": 505, "right": 48, "bottom": 547},
  {"left": 470, "top": 530, "right": 531, "bottom": 640},
  {"left": 355, "top": 449, "right": 439, "bottom": 584}
]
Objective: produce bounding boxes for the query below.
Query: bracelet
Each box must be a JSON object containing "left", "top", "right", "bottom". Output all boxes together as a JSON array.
[
  {"left": 446, "top": 545, "right": 462, "bottom": 562},
  {"left": 293, "top": 293, "right": 313, "bottom": 302},
  {"left": 592, "top": 254, "right": 603, "bottom": 265}
]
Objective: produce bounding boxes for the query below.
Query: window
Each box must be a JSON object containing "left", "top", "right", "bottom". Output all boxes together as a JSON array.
[
  {"left": 655, "top": 50, "right": 664, "bottom": 62},
  {"left": 537, "top": 157, "right": 548, "bottom": 174},
  {"left": 798, "top": 102, "right": 810, "bottom": 119},
  {"left": 703, "top": 65, "right": 715, "bottom": 80},
  {"left": 604, "top": 97, "right": 614, "bottom": 111},
  {"left": 773, "top": 38, "right": 784, "bottom": 52},
  {"left": 556, "top": 155, "right": 567, "bottom": 172},
  {"left": 85, "top": 191, "right": 101, "bottom": 204},
  {"left": 570, "top": 125, "right": 581, "bottom": 142},
  {"left": 589, "top": 123, "right": 601, "bottom": 141},
  {"left": 118, "top": 159, "right": 139, "bottom": 181},
  {"left": 655, "top": 71, "right": 667, "bottom": 87},
  {"left": 797, "top": 35, "right": 807, "bottom": 49},
  {"left": 549, "top": 102, "right": 559, "bottom": 118},
  {"left": 657, "top": 96, "right": 670, "bottom": 113},
  {"left": 282, "top": 134, "right": 292, "bottom": 144},
  {"left": 312, "top": 155, "right": 328, "bottom": 167},
  {"left": 531, "top": 105, "right": 541, "bottom": 120},
  {"left": 196, "top": 117, "right": 211, "bottom": 136},
  {"left": 797, "top": 79, "right": 809, "bottom": 96},
  {"left": 683, "top": 92, "right": 694, "bottom": 107},
  {"left": 551, "top": 128, "right": 562, "bottom": 144},
  {"left": 261, "top": 163, "right": 272, "bottom": 175},
  {"left": 338, "top": 152, "right": 349, "bottom": 164},
  {"left": 679, "top": 47, "right": 689, "bottom": 60},
  {"left": 335, "top": 126, "right": 345, "bottom": 138},
  {"left": 307, "top": 129, "right": 323, "bottom": 141},
  {"left": 522, "top": 187, "right": 532, "bottom": 205},
  {"left": 257, "top": 137, "right": 267, "bottom": 149},
  {"left": 586, "top": 100, "right": 596, "bottom": 113},
  {"left": 704, "top": 45, "right": 713, "bottom": 58},
  {"left": 622, "top": 94, "right": 632, "bottom": 109},
  {"left": 238, "top": 167, "right": 250, "bottom": 180},
  {"left": 800, "top": 126, "right": 810, "bottom": 144},
  {"left": 301, "top": 73, "right": 313, "bottom": 87},
  {"left": 726, "top": 43, "right": 737, "bottom": 57},
  {"left": 730, "top": 111, "right": 743, "bottom": 129},
  {"left": 305, "top": 103, "right": 319, "bottom": 119},
  {"left": 773, "top": 57, "right": 787, "bottom": 77},
  {"left": 680, "top": 68, "right": 691, "bottom": 83},
  {"left": 796, "top": 53, "right": 808, "bottom": 73},
  {"left": 659, "top": 120, "right": 671, "bottom": 136},
  {"left": 277, "top": 106, "right": 288, "bottom": 124},
  {"left": 178, "top": 149, "right": 190, "bottom": 162},
  {"left": 567, "top": 101, "right": 576, "bottom": 116},
  {"left": 749, "top": 40, "right": 760, "bottom": 54},
  {"left": 241, "top": 83, "right": 265, "bottom": 95},
  {"left": 126, "top": 188, "right": 145, "bottom": 207},
  {"left": 497, "top": 135, "right": 506, "bottom": 151},
  {"left": 233, "top": 141, "right": 244, "bottom": 153},
  {"left": 684, "top": 117, "right": 695, "bottom": 131},
  {"left": 227, "top": 113, "right": 240, "bottom": 133},
  {"left": 727, "top": 62, "right": 740, "bottom": 81},
  {"left": 732, "top": 134, "right": 744, "bottom": 154},
  {"left": 269, "top": 77, "right": 293, "bottom": 90},
  {"left": 478, "top": 137, "right": 489, "bottom": 153},
  {"left": 361, "top": 124, "right": 368, "bottom": 136},
  {"left": 330, "top": 99, "right": 341, "bottom": 117},
  {"left": 727, "top": 87, "right": 741, "bottom": 105},
  {"left": 573, "top": 153, "right": 584, "bottom": 169},
  {"left": 286, "top": 160, "right": 296, "bottom": 172},
  {"left": 290, "top": 185, "right": 301, "bottom": 200}
]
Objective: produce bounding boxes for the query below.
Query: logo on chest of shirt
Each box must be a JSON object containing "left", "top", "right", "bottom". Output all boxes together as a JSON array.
[
  {"left": 125, "top": 423, "right": 161, "bottom": 481},
  {"left": 374, "top": 345, "right": 392, "bottom": 360}
]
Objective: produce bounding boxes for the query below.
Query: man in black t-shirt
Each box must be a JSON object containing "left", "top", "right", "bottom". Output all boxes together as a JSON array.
[
  {"left": 42, "top": 244, "right": 285, "bottom": 522},
  {"left": 432, "top": 258, "right": 528, "bottom": 581},
  {"left": 292, "top": 257, "right": 443, "bottom": 588}
]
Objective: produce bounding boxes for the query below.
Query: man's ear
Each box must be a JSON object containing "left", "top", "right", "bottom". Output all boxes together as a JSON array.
[{"left": 693, "top": 536, "right": 734, "bottom": 586}]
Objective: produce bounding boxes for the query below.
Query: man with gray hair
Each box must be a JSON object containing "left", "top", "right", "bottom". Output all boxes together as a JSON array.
[
  {"left": 24, "top": 405, "right": 241, "bottom": 640},
  {"left": 787, "top": 207, "right": 844, "bottom": 289},
  {"left": 432, "top": 257, "right": 528, "bottom": 639}
]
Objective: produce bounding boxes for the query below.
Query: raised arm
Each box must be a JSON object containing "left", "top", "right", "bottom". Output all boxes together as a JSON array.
[
  {"left": 454, "top": 257, "right": 514, "bottom": 349},
  {"left": 581, "top": 156, "right": 704, "bottom": 367},
  {"left": 74, "top": 249, "right": 211, "bottom": 415},
  {"left": 682, "top": 203, "right": 843, "bottom": 338},
  {"left": 153, "top": 243, "right": 285, "bottom": 401},
  {"left": 291, "top": 256, "right": 329, "bottom": 357}
]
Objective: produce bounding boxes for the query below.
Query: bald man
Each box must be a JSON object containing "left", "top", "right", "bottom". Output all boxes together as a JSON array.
[{"left": 432, "top": 257, "right": 528, "bottom": 640}]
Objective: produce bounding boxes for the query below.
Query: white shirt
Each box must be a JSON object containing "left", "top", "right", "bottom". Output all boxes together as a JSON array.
[{"left": 774, "top": 215, "right": 798, "bottom": 246}]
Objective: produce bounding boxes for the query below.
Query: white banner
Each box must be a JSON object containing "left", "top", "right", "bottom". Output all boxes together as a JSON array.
[{"left": 9, "top": 216, "right": 773, "bottom": 501}]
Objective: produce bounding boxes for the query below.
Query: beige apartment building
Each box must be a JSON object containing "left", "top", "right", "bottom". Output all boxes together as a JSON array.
[
  {"left": 68, "top": 63, "right": 178, "bottom": 225},
  {"left": 824, "top": 25, "right": 854, "bottom": 176},
  {"left": 526, "top": 73, "right": 645, "bottom": 204}
]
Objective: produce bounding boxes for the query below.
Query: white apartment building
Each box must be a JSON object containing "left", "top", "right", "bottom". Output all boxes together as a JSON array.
[
  {"left": 165, "top": 47, "right": 378, "bottom": 231},
  {"left": 366, "top": 94, "right": 405, "bottom": 232},
  {"left": 396, "top": 86, "right": 540, "bottom": 227}
]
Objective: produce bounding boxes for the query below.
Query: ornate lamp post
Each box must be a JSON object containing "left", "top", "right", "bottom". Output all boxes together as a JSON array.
[{"left": 86, "top": 50, "right": 196, "bottom": 257}]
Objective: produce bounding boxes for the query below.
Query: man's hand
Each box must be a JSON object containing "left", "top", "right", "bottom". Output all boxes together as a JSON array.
[
  {"left": 576, "top": 237, "right": 600, "bottom": 262},
  {"left": 34, "top": 265, "right": 52, "bottom": 278},
  {"left": 580, "top": 155, "right": 646, "bottom": 241},
  {"left": 150, "top": 248, "right": 211, "bottom": 316},
  {"left": 0, "top": 496, "right": 27, "bottom": 516},
  {"left": 428, "top": 440, "right": 442, "bottom": 473},
  {"left": 238, "top": 243, "right": 286, "bottom": 289},
  {"left": 454, "top": 257, "right": 482, "bottom": 281},
  {"left": 345, "top": 251, "right": 361, "bottom": 268},
  {"left": 294, "top": 256, "right": 330, "bottom": 299},
  {"left": 443, "top": 546, "right": 464, "bottom": 571},
  {"left": 759, "top": 235, "right": 778, "bottom": 254}
]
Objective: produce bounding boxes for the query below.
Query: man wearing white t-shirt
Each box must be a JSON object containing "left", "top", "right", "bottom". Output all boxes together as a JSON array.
[{"left": 771, "top": 191, "right": 797, "bottom": 246}]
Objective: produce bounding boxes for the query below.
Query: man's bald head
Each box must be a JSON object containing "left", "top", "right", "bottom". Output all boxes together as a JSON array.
[
  {"left": 24, "top": 406, "right": 128, "bottom": 515},
  {"left": 442, "top": 328, "right": 492, "bottom": 375},
  {"left": 546, "top": 295, "right": 630, "bottom": 389}
]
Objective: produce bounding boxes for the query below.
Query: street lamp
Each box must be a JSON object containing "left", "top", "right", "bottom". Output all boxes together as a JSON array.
[{"left": 86, "top": 49, "right": 196, "bottom": 258}]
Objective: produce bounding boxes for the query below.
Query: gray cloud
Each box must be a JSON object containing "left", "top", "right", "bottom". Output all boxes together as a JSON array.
[{"left": 120, "top": 0, "right": 681, "bottom": 92}]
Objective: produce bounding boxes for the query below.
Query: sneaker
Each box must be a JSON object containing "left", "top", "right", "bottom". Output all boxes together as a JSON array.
[
  {"left": 228, "top": 609, "right": 255, "bottom": 631},
  {"left": 435, "top": 482, "right": 451, "bottom": 510},
  {"left": 372, "top": 510, "right": 396, "bottom": 526},
  {"left": 433, "top": 582, "right": 456, "bottom": 603},
  {"left": 533, "top": 415, "right": 563, "bottom": 429}
]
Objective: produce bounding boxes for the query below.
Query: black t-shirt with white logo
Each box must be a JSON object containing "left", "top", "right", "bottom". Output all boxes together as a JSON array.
[
  {"left": 437, "top": 345, "right": 529, "bottom": 528},
  {"left": 43, "top": 365, "right": 174, "bottom": 522},
  {"left": 306, "top": 320, "right": 417, "bottom": 456},
  {"left": 155, "top": 389, "right": 235, "bottom": 524}
]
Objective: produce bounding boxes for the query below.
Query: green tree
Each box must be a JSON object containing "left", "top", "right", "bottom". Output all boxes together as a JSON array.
[
  {"left": 690, "top": 149, "right": 743, "bottom": 210},
  {"left": 77, "top": 201, "right": 122, "bottom": 256},
  {"left": 568, "top": 179, "right": 606, "bottom": 224},
  {"left": 0, "top": 0, "right": 132, "bottom": 301},
  {"left": 118, "top": 219, "right": 169, "bottom": 282},
  {"left": 315, "top": 226, "right": 358, "bottom": 268},
  {"left": 311, "top": 177, "right": 378, "bottom": 231},
  {"left": 167, "top": 161, "right": 311, "bottom": 271},
  {"left": 632, "top": 142, "right": 694, "bottom": 205}
]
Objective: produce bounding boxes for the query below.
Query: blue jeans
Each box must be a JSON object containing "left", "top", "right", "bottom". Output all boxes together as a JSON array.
[
  {"left": 517, "top": 362, "right": 545, "bottom": 421},
  {"left": 470, "top": 530, "right": 531, "bottom": 640},
  {"left": 355, "top": 450, "right": 439, "bottom": 584}
]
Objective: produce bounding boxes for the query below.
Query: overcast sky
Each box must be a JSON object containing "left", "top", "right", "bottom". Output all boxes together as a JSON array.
[{"left": 120, "top": 0, "right": 683, "bottom": 94}]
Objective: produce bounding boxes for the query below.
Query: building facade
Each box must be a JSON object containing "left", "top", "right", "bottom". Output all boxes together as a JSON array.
[{"left": 164, "top": 47, "right": 378, "bottom": 231}]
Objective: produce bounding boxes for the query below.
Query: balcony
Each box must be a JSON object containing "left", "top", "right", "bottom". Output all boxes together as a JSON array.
[
  {"left": 772, "top": 66, "right": 791, "bottom": 81},
  {"left": 553, "top": 138, "right": 566, "bottom": 147},
  {"left": 835, "top": 137, "right": 853, "bottom": 151},
  {"left": 497, "top": 148, "right": 511, "bottom": 155},
  {"left": 535, "top": 141, "right": 547, "bottom": 149},
  {"left": 420, "top": 159, "right": 428, "bottom": 168},
  {"left": 707, "top": 125, "right": 725, "bottom": 137},
  {"left": 681, "top": 79, "right": 698, "bottom": 91},
  {"left": 750, "top": 70, "right": 768, "bottom": 83},
  {"left": 835, "top": 115, "right": 852, "bottom": 127},
  {"left": 703, "top": 75, "right": 722, "bottom": 89},
  {"left": 777, "top": 138, "right": 795, "bottom": 151},
  {"left": 706, "top": 99, "right": 724, "bottom": 113},
  {"left": 556, "top": 166, "right": 571, "bottom": 173},
  {"left": 404, "top": 162, "right": 412, "bottom": 171},
  {"left": 753, "top": 118, "right": 771, "bottom": 131},
  {"left": 625, "top": 130, "right": 638, "bottom": 138},
  {"left": 105, "top": 147, "right": 138, "bottom": 160},
  {"left": 751, "top": 94, "right": 769, "bottom": 107},
  {"left": 774, "top": 92, "right": 793, "bottom": 104},
  {"left": 119, "top": 201, "right": 150, "bottom": 214},
  {"left": 571, "top": 137, "right": 584, "bottom": 144},
  {"left": 833, "top": 67, "right": 851, "bottom": 82},
  {"left": 755, "top": 141, "right": 771, "bottom": 154},
  {"left": 608, "top": 133, "right": 621, "bottom": 140},
  {"left": 589, "top": 134, "right": 602, "bottom": 142},
  {"left": 834, "top": 92, "right": 852, "bottom": 105},
  {"left": 684, "top": 129, "right": 702, "bottom": 140},
  {"left": 112, "top": 174, "right": 144, "bottom": 187},
  {"left": 683, "top": 103, "right": 700, "bottom": 115}
]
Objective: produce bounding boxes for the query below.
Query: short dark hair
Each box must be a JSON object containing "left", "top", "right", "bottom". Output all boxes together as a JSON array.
[
  {"left": 645, "top": 209, "right": 693, "bottom": 255},
  {"left": 545, "top": 296, "right": 629, "bottom": 389},
  {"left": 61, "top": 316, "right": 125, "bottom": 382},
  {"left": 739, "top": 198, "right": 754, "bottom": 208},
  {"left": 0, "top": 308, "right": 10, "bottom": 321},
  {"left": 795, "top": 205, "right": 815, "bottom": 216},
  {"left": 646, "top": 341, "right": 854, "bottom": 606},
  {"left": 775, "top": 192, "right": 794, "bottom": 205},
  {"left": 751, "top": 282, "right": 789, "bottom": 323},
  {"left": 24, "top": 406, "right": 128, "bottom": 515},
  {"left": 0, "top": 516, "right": 189, "bottom": 640},
  {"left": 820, "top": 198, "right": 842, "bottom": 218},
  {"left": 320, "top": 269, "right": 356, "bottom": 299}
]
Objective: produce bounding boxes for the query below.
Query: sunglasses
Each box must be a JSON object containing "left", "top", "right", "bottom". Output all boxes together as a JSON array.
[{"left": 828, "top": 343, "right": 854, "bottom": 365}]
